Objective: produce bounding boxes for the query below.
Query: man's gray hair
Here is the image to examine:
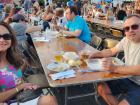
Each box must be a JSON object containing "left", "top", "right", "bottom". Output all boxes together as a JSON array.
[{"left": 125, "top": 14, "right": 140, "bottom": 20}]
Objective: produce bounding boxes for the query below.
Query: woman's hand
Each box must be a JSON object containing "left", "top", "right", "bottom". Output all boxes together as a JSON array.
[
  {"left": 17, "top": 83, "right": 40, "bottom": 91},
  {"left": 23, "top": 83, "right": 40, "bottom": 90}
]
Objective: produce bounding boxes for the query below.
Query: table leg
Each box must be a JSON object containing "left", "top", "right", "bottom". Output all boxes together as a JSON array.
[
  {"left": 65, "top": 86, "right": 68, "bottom": 105},
  {"left": 93, "top": 83, "right": 101, "bottom": 105}
]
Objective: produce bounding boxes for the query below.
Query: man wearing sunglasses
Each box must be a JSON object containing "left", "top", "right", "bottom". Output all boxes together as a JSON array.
[{"left": 88, "top": 14, "right": 140, "bottom": 105}]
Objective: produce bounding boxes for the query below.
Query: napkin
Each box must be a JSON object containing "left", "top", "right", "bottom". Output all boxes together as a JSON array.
[
  {"left": 50, "top": 69, "right": 76, "bottom": 80},
  {"left": 79, "top": 69, "right": 105, "bottom": 73}
]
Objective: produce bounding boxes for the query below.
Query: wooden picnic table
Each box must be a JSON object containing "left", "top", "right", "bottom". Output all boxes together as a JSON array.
[
  {"left": 32, "top": 36, "right": 130, "bottom": 105},
  {"left": 33, "top": 37, "right": 129, "bottom": 87},
  {"left": 86, "top": 17, "right": 124, "bottom": 30}
]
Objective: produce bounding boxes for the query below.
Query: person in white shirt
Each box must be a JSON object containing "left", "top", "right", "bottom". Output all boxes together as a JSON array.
[
  {"left": 52, "top": 8, "right": 67, "bottom": 30},
  {"left": 88, "top": 14, "right": 140, "bottom": 105}
]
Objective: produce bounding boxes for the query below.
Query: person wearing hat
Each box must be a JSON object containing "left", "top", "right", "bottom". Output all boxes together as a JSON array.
[
  {"left": 10, "top": 14, "right": 42, "bottom": 51},
  {"left": 10, "top": 14, "right": 28, "bottom": 43}
]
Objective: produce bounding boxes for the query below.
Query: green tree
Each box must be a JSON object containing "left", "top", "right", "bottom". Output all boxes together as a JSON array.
[{"left": 38, "top": 0, "right": 45, "bottom": 6}]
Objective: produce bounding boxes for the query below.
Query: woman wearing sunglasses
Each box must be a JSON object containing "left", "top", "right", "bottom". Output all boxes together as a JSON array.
[
  {"left": 87, "top": 14, "right": 140, "bottom": 105},
  {"left": 0, "top": 22, "right": 58, "bottom": 105}
]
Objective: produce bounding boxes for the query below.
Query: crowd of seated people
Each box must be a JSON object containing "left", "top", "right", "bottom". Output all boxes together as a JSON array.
[{"left": 0, "top": 0, "right": 140, "bottom": 105}]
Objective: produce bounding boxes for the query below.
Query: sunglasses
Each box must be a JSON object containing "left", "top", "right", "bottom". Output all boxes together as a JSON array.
[
  {"left": 0, "top": 34, "right": 12, "bottom": 40},
  {"left": 123, "top": 23, "right": 140, "bottom": 32}
]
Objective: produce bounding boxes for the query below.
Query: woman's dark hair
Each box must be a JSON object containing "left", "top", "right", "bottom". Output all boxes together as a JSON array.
[
  {"left": 0, "top": 22, "right": 23, "bottom": 69},
  {"left": 66, "top": 6, "right": 78, "bottom": 15}
]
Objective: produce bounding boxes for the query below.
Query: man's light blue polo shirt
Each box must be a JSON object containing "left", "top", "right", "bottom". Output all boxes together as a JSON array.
[{"left": 66, "top": 16, "right": 91, "bottom": 44}]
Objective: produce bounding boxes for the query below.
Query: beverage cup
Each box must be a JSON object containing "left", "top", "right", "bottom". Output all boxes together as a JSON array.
[
  {"left": 100, "top": 58, "right": 113, "bottom": 69},
  {"left": 80, "top": 50, "right": 91, "bottom": 60},
  {"left": 81, "top": 53, "right": 89, "bottom": 60},
  {"left": 98, "top": 59, "right": 104, "bottom": 70},
  {"left": 54, "top": 51, "right": 64, "bottom": 62}
]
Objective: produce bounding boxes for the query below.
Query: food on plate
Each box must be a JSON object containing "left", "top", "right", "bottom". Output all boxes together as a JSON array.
[
  {"left": 47, "top": 62, "right": 70, "bottom": 72},
  {"left": 76, "top": 60, "right": 82, "bottom": 65},
  {"left": 68, "top": 59, "right": 82, "bottom": 66},
  {"left": 68, "top": 60, "right": 76, "bottom": 66},
  {"left": 63, "top": 52, "right": 79, "bottom": 60}
]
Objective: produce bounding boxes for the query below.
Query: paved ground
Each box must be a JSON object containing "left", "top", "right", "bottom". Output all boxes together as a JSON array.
[
  {"left": 51, "top": 83, "right": 107, "bottom": 105},
  {"left": 69, "top": 96, "right": 107, "bottom": 105}
]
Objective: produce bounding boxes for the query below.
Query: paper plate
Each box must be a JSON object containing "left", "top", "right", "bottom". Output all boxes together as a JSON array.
[
  {"left": 86, "top": 59, "right": 103, "bottom": 71},
  {"left": 86, "top": 58, "right": 124, "bottom": 71},
  {"left": 47, "top": 31, "right": 59, "bottom": 36},
  {"left": 47, "top": 62, "right": 70, "bottom": 72}
]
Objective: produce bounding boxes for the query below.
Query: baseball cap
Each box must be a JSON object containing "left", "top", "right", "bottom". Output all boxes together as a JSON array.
[{"left": 12, "top": 14, "right": 28, "bottom": 22}]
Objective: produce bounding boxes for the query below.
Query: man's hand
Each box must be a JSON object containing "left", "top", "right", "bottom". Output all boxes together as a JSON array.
[
  {"left": 101, "top": 58, "right": 116, "bottom": 72},
  {"left": 79, "top": 50, "right": 93, "bottom": 59}
]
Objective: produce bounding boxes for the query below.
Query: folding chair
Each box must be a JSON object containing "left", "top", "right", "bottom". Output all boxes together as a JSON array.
[
  {"left": 104, "top": 27, "right": 112, "bottom": 36},
  {"left": 104, "top": 38, "right": 125, "bottom": 61},
  {"left": 21, "top": 41, "right": 43, "bottom": 75},
  {"left": 87, "top": 22, "right": 94, "bottom": 33},
  {"left": 90, "top": 23, "right": 97, "bottom": 33},
  {"left": 90, "top": 35, "right": 103, "bottom": 50},
  {"left": 110, "top": 29, "right": 124, "bottom": 38},
  {"left": 96, "top": 24, "right": 105, "bottom": 35},
  {"left": 103, "top": 38, "right": 119, "bottom": 49}
]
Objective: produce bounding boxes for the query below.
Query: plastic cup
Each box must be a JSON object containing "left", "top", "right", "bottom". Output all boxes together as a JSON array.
[
  {"left": 54, "top": 51, "right": 64, "bottom": 62},
  {"left": 80, "top": 50, "right": 91, "bottom": 60},
  {"left": 81, "top": 53, "right": 89, "bottom": 60}
]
